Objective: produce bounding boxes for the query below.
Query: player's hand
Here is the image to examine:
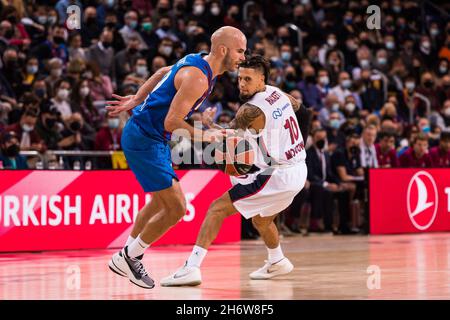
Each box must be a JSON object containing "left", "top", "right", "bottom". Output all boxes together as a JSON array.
[
  {"left": 203, "top": 128, "right": 227, "bottom": 143},
  {"left": 201, "top": 107, "right": 217, "bottom": 127},
  {"left": 105, "top": 94, "right": 137, "bottom": 116}
]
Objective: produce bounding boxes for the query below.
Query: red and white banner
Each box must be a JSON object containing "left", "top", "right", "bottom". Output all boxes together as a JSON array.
[
  {"left": 370, "top": 169, "right": 450, "bottom": 234},
  {"left": 0, "top": 170, "right": 239, "bottom": 252}
]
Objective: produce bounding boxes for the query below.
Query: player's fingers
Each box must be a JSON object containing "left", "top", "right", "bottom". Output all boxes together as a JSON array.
[
  {"left": 105, "top": 100, "right": 121, "bottom": 105},
  {"left": 111, "top": 94, "right": 124, "bottom": 100}
]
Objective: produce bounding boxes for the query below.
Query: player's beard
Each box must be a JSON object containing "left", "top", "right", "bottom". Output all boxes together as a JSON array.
[
  {"left": 223, "top": 49, "right": 235, "bottom": 72},
  {"left": 239, "top": 92, "right": 255, "bottom": 102}
]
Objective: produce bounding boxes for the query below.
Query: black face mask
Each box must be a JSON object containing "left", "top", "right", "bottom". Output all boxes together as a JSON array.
[
  {"left": 161, "top": 25, "right": 170, "bottom": 32},
  {"left": 70, "top": 121, "right": 81, "bottom": 131},
  {"left": 4, "top": 28, "right": 14, "bottom": 39},
  {"left": 7, "top": 15, "right": 17, "bottom": 24},
  {"left": 45, "top": 118, "right": 56, "bottom": 129},
  {"left": 53, "top": 36, "right": 65, "bottom": 45},
  {"left": 86, "top": 17, "right": 96, "bottom": 25},
  {"left": 424, "top": 80, "right": 434, "bottom": 88},
  {"left": 4, "top": 144, "right": 20, "bottom": 157},
  {"left": 350, "top": 146, "right": 360, "bottom": 155},
  {"left": 175, "top": 4, "right": 185, "bottom": 11},
  {"left": 305, "top": 75, "right": 316, "bottom": 83},
  {"left": 128, "top": 47, "right": 138, "bottom": 54},
  {"left": 286, "top": 73, "right": 296, "bottom": 82},
  {"left": 102, "top": 41, "right": 112, "bottom": 49},
  {"left": 5, "top": 59, "right": 17, "bottom": 68},
  {"left": 105, "top": 22, "right": 117, "bottom": 29},
  {"left": 316, "top": 139, "right": 325, "bottom": 150}
]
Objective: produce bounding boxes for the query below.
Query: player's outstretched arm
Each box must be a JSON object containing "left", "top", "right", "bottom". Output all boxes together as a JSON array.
[
  {"left": 164, "top": 67, "right": 224, "bottom": 143},
  {"left": 106, "top": 65, "right": 172, "bottom": 115}
]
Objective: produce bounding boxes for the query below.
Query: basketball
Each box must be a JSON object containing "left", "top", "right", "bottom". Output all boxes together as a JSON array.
[{"left": 214, "top": 135, "right": 256, "bottom": 176}]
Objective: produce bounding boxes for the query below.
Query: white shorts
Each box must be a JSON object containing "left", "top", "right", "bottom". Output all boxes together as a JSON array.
[{"left": 229, "top": 162, "right": 307, "bottom": 219}]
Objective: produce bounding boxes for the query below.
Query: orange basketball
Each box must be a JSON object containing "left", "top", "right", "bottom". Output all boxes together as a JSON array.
[{"left": 214, "top": 136, "right": 255, "bottom": 176}]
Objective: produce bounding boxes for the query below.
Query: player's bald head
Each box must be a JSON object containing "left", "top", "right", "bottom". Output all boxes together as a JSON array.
[{"left": 211, "top": 26, "right": 246, "bottom": 53}]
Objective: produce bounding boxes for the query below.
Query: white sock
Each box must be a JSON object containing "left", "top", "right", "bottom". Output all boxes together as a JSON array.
[
  {"left": 186, "top": 245, "right": 208, "bottom": 268},
  {"left": 126, "top": 236, "right": 149, "bottom": 259},
  {"left": 267, "top": 245, "right": 284, "bottom": 264},
  {"left": 125, "top": 235, "right": 135, "bottom": 247}
]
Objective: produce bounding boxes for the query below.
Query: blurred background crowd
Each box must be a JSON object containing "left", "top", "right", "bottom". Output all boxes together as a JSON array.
[{"left": 0, "top": 0, "right": 449, "bottom": 236}]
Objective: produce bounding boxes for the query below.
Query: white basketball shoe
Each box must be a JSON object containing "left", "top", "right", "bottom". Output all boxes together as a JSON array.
[
  {"left": 249, "top": 257, "right": 294, "bottom": 280},
  {"left": 160, "top": 263, "right": 202, "bottom": 287}
]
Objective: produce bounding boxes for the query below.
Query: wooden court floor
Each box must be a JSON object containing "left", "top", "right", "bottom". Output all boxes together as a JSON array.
[{"left": 1, "top": 232, "right": 449, "bottom": 300}]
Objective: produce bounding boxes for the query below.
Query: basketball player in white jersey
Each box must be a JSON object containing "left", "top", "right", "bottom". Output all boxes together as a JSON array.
[{"left": 161, "top": 55, "right": 307, "bottom": 286}]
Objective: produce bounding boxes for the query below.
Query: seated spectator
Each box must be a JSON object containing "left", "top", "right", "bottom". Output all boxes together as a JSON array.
[
  {"left": 83, "top": 62, "right": 113, "bottom": 110},
  {"left": 50, "top": 78, "right": 72, "bottom": 119},
  {"left": 94, "top": 112, "right": 122, "bottom": 169},
  {"left": 429, "top": 131, "right": 450, "bottom": 167},
  {"left": 359, "top": 124, "right": 378, "bottom": 168},
  {"left": 4, "top": 108, "right": 45, "bottom": 152},
  {"left": 375, "top": 131, "right": 399, "bottom": 168},
  {"left": 85, "top": 28, "right": 115, "bottom": 81},
  {"left": 0, "top": 131, "right": 28, "bottom": 169},
  {"left": 35, "top": 106, "right": 62, "bottom": 151},
  {"left": 399, "top": 133, "right": 432, "bottom": 168},
  {"left": 70, "top": 78, "right": 101, "bottom": 130}
]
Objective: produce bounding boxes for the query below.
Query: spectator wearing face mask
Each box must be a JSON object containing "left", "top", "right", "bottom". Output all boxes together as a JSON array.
[
  {"left": 399, "top": 133, "right": 432, "bottom": 168},
  {"left": 318, "top": 94, "right": 341, "bottom": 127},
  {"left": 71, "top": 79, "right": 101, "bottom": 130},
  {"left": 35, "top": 106, "right": 62, "bottom": 150},
  {"left": 50, "top": 79, "right": 72, "bottom": 119},
  {"left": 1, "top": 47, "right": 22, "bottom": 98},
  {"left": 82, "top": 62, "right": 113, "bottom": 108},
  {"left": 416, "top": 72, "right": 441, "bottom": 113},
  {"left": 154, "top": 15, "right": 179, "bottom": 44},
  {"left": 0, "top": 131, "right": 28, "bottom": 169},
  {"left": 2, "top": 6, "right": 31, "bottom": 49},
  {"left": 123, "top": 58, "right": 149, "bottom": 88},
  {"left": 359, "top": 124, "right": 378, "bottom": 168},
  {"left": 94, "top": 112, "right": 122, "bottom": 168},
  {"left": 4, "top": 108, "right": 45, "bottom": 152},
  {"left": 86, "top": 28, "right": 116, "bottom": 82},
  {"left": 114, "top": 36, "right": 142, "bottom": 84},
  {"left": 119, "top": 10, "right": 148, "bottom": 50},
  {"left": 398, "top": 75, "right": 431, "bottom": 123},
  {"left": 330, "top": 72, "right": 353, "bottom": 105},
  {"left": 44, "top": 57, "right": 63, "bottom": 97},
  {"left": 429, "top": 131, "right": 450, "bottom": 167},
  {"left": 306, "top": 128, "right": 343, "bottom": 233},
  {"left": 375, "top": 130, "right": 399, "bottom": 168},
  {"left": 30, "top": 24, "right": 69, "bottom": 63},
  {"left": 326, "top": 110, "right": 346, "bottom": 152},
  {"left": 80, "top": 6, "right": 102, "bottom": 48},
  {"left": 297, "top": 66, "right": 323, "bottom": 111}
]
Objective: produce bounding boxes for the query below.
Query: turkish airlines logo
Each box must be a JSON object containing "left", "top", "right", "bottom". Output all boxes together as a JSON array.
[{"left": 407, "top": 171, "right": 438, "bottom": 231}]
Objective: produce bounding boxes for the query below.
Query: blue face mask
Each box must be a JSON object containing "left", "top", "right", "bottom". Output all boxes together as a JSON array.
[
  {"left": 422, "top": 126, "right": 431, "bottom": 134},
  {"left": 281, "top": 52, "right": 291, "bottom": 62},
  {"left": 330, "top": 119, "right": 340, "bottom": 129},
  {"left": 129, "top": 21, "right": 138, "bottom": 29}
]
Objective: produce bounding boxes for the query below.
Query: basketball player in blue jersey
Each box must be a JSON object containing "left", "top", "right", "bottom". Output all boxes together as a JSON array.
[{"left": 106, "top": 26, "right": 247, "bottom": 289}]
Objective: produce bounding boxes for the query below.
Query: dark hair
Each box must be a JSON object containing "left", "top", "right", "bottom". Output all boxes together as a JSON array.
[
  {"left": 239, "top": 55, "right": 270, "bottom": 84},
  {"left": 441, "top": 131, "right": 450, "bottom": 141},
  {"left": 378, "top": 130, "right": 396, "bottom": 140}
]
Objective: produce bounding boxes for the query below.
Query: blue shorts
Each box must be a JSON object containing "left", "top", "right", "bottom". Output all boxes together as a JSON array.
[{"left": 121, "top": 118, "right": 178, "bottom": 192}]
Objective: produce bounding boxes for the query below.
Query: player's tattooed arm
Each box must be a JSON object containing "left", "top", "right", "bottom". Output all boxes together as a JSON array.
[{"left": 233, "top": 103, "right": 265, "bottom": 132}]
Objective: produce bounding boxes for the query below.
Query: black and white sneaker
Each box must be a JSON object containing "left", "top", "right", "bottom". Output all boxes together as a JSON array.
[{"left": 120, "top": 247, "right": 155, "bottom": 289}]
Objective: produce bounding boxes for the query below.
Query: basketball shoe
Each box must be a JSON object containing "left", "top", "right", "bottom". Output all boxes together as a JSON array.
[
  {"left": 160, "top": 262, "right": 202, "bottom": 287},
  {"left": 249, "top": 257, "right": 294, "bottom": 280},
  {"left": 109, "top": 247, "right": 155, "bottom": 289}
]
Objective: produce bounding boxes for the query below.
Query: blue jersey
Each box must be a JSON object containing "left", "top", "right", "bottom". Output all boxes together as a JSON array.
[{"left": 131, "top": 53, "right": 216, "bottom": 142}]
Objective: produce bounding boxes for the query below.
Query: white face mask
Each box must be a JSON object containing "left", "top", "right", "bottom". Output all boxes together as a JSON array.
[
  {"left": 57, "top": 88, "right": 69, "bottom": 100},
  {"left": 108, "top": 118, "right": 120, "bottom": 129},
  {"left": 422, "top": 41, "right": 431, "bottom": 49},
  {"left": 444, "top": 108, "right": 450, "bottom": 117},
  {"left": 210, "top": 6, "right": 220, "bottom": 16},
  {"left": 51, "top": 68, "right": 62, "bottom": 77},
  {"left": 193, "top": 4, "right": 205, "bottom": 15},
  {"left": 405, "top": 82, "right": 415, "bottom": 91},
  {"left": 341, "top": 79, "right": 352, "bottom": 89},
  {"left": 345, "top": 103, "right": 356, "bottom": 113},
  {"left": 331, "top": 103, "right": 340, "bottom": 112},
  {"left": 327, "top": 38, "right": 337, "bottom": 47},
  {"left": 27, "top": 65, "right": 38, "bottom": 74},
  {"left": 80, "top": 87, "right": 90, "bottom": 97},
  {"left": 386, "top": 41, "right": 395, "bottom": 50},
  {"left": 161, "top": 45, "right": 173, "bottom": 56},
  {"left": 21, "top": 124, "right": 34, "bottom": 132},
  {"left": 136, "top": 65, "right": 148, "bottom": 77},
  {"left": 319, "top": 76, "right": 329, "bottom": 86},
  {"left": 439, "top": 65, "right": 448, "bottom": 74},
  {"left": 360, "top": 59, "right": 370, "bottom": 68}
]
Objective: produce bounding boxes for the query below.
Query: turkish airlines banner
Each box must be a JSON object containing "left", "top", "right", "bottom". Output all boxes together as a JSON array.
[
  {"left": 370, "top": 169, "right": 450, "bottom": 234},
  {"left": 0, "top": 170, "right": 238, "bottom": 252}
]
